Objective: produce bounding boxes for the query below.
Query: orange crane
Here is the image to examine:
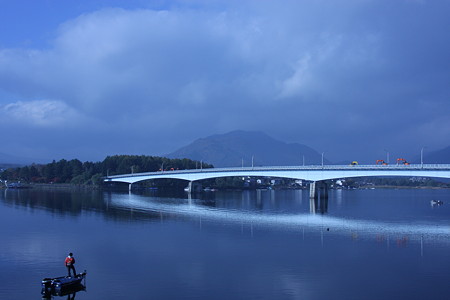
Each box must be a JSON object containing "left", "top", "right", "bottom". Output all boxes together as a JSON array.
[
  {"left": 396, "top": 158, "right": 410, "bottom": 165},
  {"left": 376, "top": 160, "right": 388, "bottom": 165}
]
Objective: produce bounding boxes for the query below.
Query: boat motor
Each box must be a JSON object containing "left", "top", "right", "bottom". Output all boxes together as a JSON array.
[{"left": 41, "top": 278, "right": 53, "bottom": 296}]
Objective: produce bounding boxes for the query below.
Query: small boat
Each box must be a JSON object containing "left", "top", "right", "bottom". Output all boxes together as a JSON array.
[
  {"left": 41, "top": 271, "right": 86, "bottom": 297},
  {"left": 430, "top": 200, "right": 444, "bottom": 206}
]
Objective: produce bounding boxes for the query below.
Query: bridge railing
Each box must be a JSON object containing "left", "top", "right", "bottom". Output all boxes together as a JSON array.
[{"left": 104, "top": 164, "right": 450, "bottom": 179}]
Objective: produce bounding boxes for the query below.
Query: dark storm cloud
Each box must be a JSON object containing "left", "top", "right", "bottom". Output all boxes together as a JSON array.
[{"left": 0, "top": 0, "right": 449, "bottom": 162}]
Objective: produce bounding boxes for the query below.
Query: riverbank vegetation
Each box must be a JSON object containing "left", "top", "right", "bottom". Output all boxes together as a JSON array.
[{"left": 0, "top": 155, "right": 212, "bottom": 186}]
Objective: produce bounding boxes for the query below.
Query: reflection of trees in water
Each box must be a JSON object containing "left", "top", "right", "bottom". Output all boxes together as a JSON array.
[
  {"left": 1, "top": 189, "right": 164, "bottom": 222},
  {"left": 2, "top": 188, "right": 105, "bottom": 215},
  {"left": 1, "top": 188, "right": 226, "bottom": 222}
]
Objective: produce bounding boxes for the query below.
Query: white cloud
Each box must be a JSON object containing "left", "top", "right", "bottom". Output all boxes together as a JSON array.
[
  {"left": 278, "top": 54, "right": 312, "bottom": 99},
  {"left": 1, "top": 100, "right": 83, "bottom": 127}
]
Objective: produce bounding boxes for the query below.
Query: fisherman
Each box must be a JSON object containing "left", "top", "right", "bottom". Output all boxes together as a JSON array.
[{"left": 65, "top": 252, "right": 77, "bottom": 277}]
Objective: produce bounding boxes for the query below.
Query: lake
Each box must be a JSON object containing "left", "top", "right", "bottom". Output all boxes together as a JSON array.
[{"left": 0, "top": 187, "right": 449, "bottom": 299}]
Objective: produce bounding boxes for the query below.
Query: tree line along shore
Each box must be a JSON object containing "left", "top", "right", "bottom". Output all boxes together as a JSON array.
[{"left": 0, "top": 155, "right": 212, "bottom": 187}]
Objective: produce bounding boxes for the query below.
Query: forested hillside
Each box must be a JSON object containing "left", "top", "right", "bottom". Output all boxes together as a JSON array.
[{"left": 0, "top": 155, "right": 212, "bottom": 185}]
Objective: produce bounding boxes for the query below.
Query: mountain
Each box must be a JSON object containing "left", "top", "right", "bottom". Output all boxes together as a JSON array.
[
  {"left": 419, "top": 146, "right": 450, "bottom": 164},
  {"left": 166, "top": 130, "right": 328, "bottom": 167}
]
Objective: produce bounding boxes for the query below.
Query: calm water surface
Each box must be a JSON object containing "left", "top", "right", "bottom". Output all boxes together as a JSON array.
[{"left": 0, "top": 187, "right": 449, "bottom": 299}]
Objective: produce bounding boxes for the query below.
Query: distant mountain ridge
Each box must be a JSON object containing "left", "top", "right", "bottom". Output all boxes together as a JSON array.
[
  {"left": 416, "top": 146, "right": 450, "bottom": 164},
  {"left": 166, "top": 130, "right": 328, "bottom": 167}
]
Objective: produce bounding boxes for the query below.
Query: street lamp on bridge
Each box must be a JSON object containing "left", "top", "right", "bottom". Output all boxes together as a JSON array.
[
  {"left": 384, "top": 149, "right": 390, "bottom": 164},
  {"left": 421, "top": 146, "right": 427, "bottom": 167}
]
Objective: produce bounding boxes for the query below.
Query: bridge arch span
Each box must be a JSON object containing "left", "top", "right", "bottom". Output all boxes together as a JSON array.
[{"left": 105, "top": 165, "right": 450, "bottom": 185}]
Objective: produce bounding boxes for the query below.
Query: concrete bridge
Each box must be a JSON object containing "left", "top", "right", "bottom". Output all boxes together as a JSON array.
[{"left": 104, "top": 164, "right": 450, "bottom": 198}]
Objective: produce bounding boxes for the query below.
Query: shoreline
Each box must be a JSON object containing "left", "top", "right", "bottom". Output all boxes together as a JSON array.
[{"left": 1, "top": 183, "right": 449, "bottom": 191}]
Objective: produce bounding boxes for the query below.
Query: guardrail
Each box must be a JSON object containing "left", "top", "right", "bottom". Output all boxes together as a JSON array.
[{"left": 105, "top": 164, "right": 450, "bottom": 179}]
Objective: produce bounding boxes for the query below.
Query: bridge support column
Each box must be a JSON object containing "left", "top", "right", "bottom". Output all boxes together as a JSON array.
[
  {"left": 309, "top": 181, "right": 329, "bottom": 214},
  {"left": 129, "top": 183, "right": 132, "bottom": 192},
  {"left": 185, "top": 181, "right": 202, "bottom": 193},
  {"left": 309, "top": 181, "right": 328, "bottom": 200},
  {"left": 309, "top": 181, "right": 317, "bottom": 199}
]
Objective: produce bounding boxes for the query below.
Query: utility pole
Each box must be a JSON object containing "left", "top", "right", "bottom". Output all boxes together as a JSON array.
[
  {"left": 421, "top": 147, "right": 426, "bottom": 167},
  {"left": 321, "top": 152, "right": 324, "bottom": 168}
]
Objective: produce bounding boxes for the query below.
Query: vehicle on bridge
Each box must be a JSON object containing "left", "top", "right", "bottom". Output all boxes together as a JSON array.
[
  {"left": 396, "top": 158, "right": 410, "bottom": 165},
  {"left": 376, "top": 160, "right": 388, "bottom": 165}
]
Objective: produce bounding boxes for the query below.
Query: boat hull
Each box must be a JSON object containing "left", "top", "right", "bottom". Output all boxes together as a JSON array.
[{"left": 41, "top": 272, "right": 86, "bottom": 297}]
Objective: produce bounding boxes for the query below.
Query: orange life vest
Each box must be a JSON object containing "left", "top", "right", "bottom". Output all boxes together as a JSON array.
[{"left": 65, "top": 256, "right": 75, "bottom": 266}]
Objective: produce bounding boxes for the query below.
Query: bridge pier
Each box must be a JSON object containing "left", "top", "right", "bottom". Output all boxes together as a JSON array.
[
  {"left": 309, "top": 181, "right": 316, "bottom": 199},
  {"left": 309, "top": 181, "right": 328, "bottom": 200},
  {"left": 185, "top": 181, "right": 203, "bottom": 193}
]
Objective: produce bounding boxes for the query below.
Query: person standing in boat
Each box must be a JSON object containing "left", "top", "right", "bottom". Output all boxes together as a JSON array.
[{"left": 65, "top": 252, "right": 77, "bottom": 277}]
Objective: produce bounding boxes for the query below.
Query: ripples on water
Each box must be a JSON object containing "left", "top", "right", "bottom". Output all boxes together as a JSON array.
[{"left": 109, "top": 191, "right": 450, "bottom": 243}]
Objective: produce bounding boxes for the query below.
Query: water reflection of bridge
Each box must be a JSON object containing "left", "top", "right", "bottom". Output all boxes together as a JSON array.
[
  {"left": 106, "top": 193, "right": 450, "bottom": 241},
  {"left": 310, "top": 196, "right": 328, "bottom": 214}
]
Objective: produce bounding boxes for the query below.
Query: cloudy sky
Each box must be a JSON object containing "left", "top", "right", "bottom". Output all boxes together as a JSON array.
[{"left": 0, "top": 0, "right": 449, "bottom": 164}]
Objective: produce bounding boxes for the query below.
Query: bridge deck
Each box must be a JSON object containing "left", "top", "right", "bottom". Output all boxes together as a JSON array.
[{"left": 104, "top": 164, "right": 450, "bottom": 184}]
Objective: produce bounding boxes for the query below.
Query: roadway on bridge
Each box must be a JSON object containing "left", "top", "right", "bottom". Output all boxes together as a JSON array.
[{"left": 104, "top": 164, "right": 450, "bottom": 185}]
